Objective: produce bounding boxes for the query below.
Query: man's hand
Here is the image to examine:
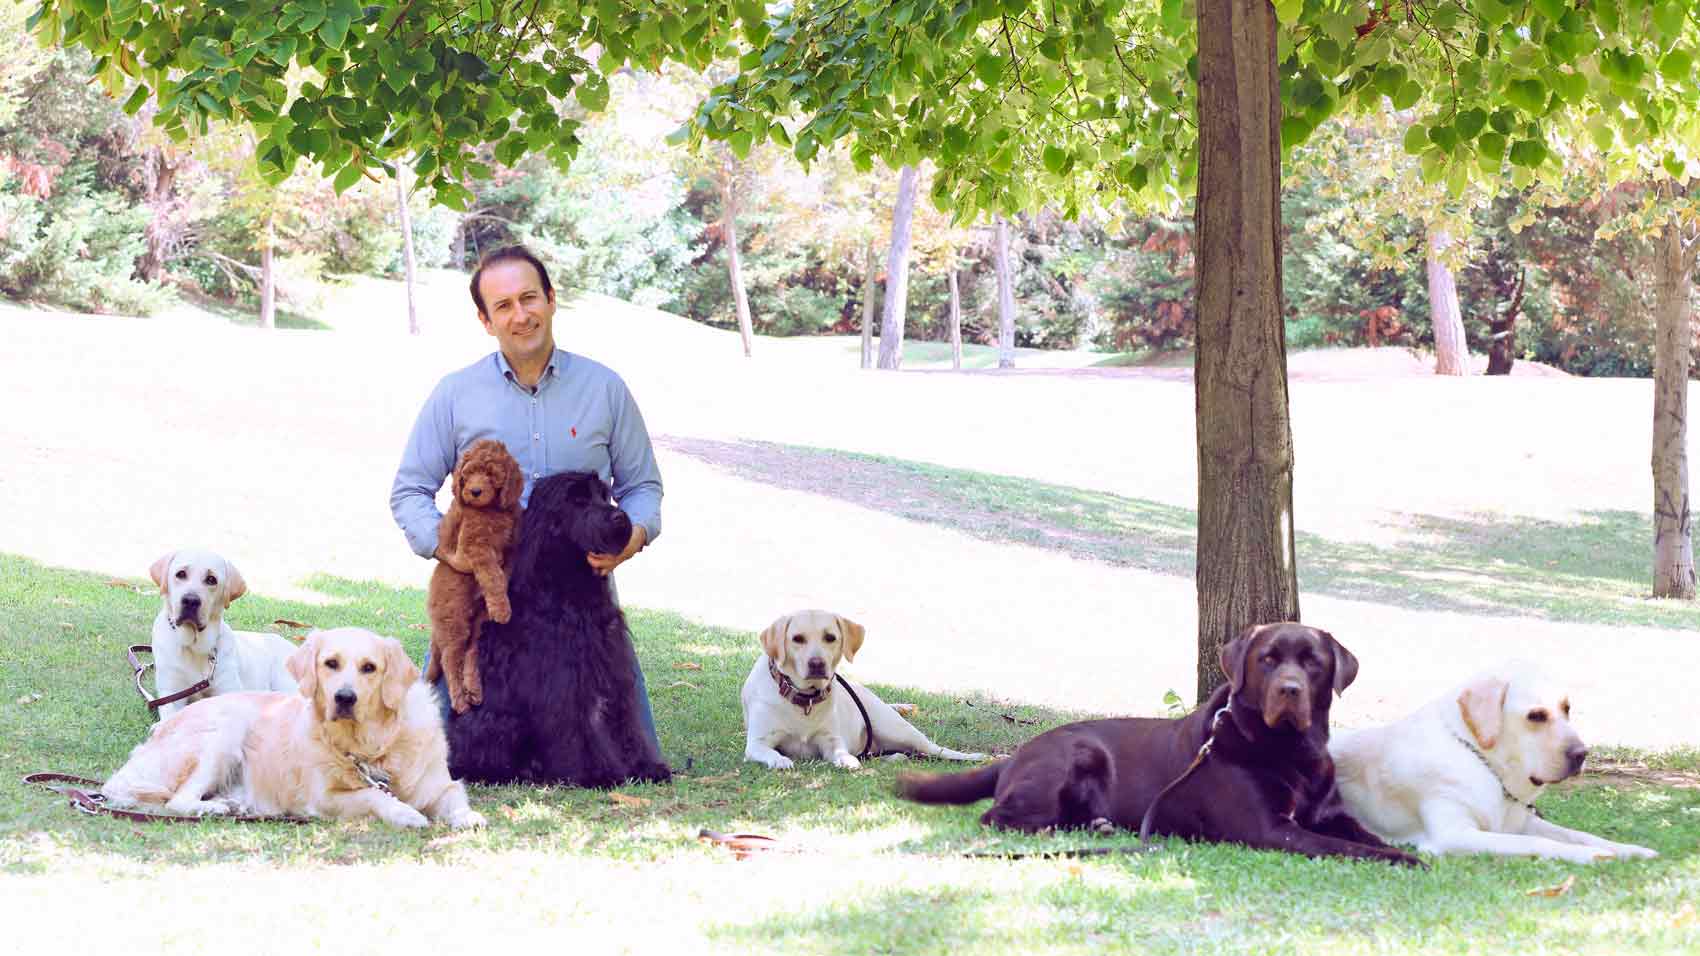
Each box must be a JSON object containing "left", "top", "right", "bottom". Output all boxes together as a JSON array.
[{"left": 587, "top": 524, "right": 647, "bottom": 577}]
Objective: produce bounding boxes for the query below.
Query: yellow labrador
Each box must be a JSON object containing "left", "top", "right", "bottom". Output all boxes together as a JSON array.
[
  {"left": 1330, "top": 662, "right": 1658, "bottom": 863},
  {"left": 102, "top": 627, "right": 484, "bottom": 828},
  {"left": 740, "top": 610, "right": 986, "bottom": 770},
  {"left": 149, "top": 548, "right": 298, "bottom": 719}
]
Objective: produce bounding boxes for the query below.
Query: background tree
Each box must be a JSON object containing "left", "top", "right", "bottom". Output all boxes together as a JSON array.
[{"left": 875, "top": 163, "right": 920, "bottom": 369}]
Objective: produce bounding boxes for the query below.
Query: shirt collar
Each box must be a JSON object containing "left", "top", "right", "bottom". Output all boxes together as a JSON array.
[{"left": 495, "top": 349, "right": 565, "bottom": 391}]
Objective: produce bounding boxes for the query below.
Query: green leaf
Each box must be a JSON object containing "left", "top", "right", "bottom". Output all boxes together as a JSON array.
[
  {"left": 333, "top": 160, "right": 364, "bottom": 193},
  {"left": 1652, "top": 2, "right": 1685, "bottom": 42},
  {"left": 320, "top": 14, "right": 351, "bottom": 50},
  {"left": 1508, "top": 138, "right": 1548, "bottom": 168},
  {"left": 121, "top": 85, "right": 150, "bottom": 115},
  {"left": 1402, "top": 125, "right": 1430, "bottom": 155},
  {"left": 1280, "top": 114, "right": 1313, "bottom": 148},
  {"left": 1428, "top": 122, "right": 1460, "bottom": 153},
  {"left": 1454, "top": 108, "right": 1487, "bottom": 140},
  {"left": 973, "top": 52, "right": 1001, "bottom": 85},
  {"left": 1504, "top": 78, "right": 1547, "bottom": 114},
  {"left": 1042, "top": 145, "right": 1068, "bottom": 174},
  {"left": 1273, "top": 0, "right": 1302, "bottom": 24},
  {"left": 575, "top": 75, "right": 609, "bottom": 112},
  {"left": 1531, "top": 0, "right": 1566, "bottom": 21},
  {"left": 1661, "top": 50, "right": 1693, "bottom": 83},
  {"left": 1551, "top": 70, "right": 1586, "bottom": 104},
  {"left": 1391, "top": 80, "right": 1422, "bottom": 111}
]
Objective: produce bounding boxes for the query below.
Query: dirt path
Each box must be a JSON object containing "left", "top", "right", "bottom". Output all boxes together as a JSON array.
[{"left": 1, "top": 279, "right": 1695, "bottom": 747}]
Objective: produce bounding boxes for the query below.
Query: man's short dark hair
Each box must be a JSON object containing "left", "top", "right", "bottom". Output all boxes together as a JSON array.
[{"left": 470, "top": 245, "right": 553, "bottom": 317}]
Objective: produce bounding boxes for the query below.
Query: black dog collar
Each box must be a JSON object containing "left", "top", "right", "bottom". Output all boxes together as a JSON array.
[{"left": 768, "top": 659, "right": 830, "bottom": 715}]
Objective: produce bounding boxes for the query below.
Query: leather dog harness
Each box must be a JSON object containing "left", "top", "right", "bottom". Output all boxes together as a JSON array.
[
  {"left": 127, "top": 644, "right": 216, "bottom": 711},
  {"left": 768, "top": 660, "right": 879, "bottom": 760}
]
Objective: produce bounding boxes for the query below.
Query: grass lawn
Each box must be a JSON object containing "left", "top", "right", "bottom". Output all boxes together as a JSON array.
[{"left": 3, "top": 553, "right": 1696, "bottom": 954}]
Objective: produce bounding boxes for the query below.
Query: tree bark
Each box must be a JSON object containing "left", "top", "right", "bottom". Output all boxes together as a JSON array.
[
  {"left": 136, "top": 145, "right": 179, "bottom": 283},
  {"left": 397, "top": 169, "right": 420, "bottom": 336},
  {"left": 994, "top": 216, "right": 1015, "bottom": 369},
  {"left": 1427, "top": 229, "right": 1469, "bottom": 375},
  {"left": 259, "top": 217, "right": 276, "bottom": 330},
  {"left": 860, "top": 241, "right": 878, "bottom": 369},
  {"left": 1485, "top": 268, "right": 1524, "bottom": 376},
  {"left": 948, "top": 265, "right": 963, "bottom": 371},
  {"left": 1193, "top": 0, "right": 1299, "bottom": 702},
  {"left": 876, "top": 164, "right": 919, "bottom": 370},
  {"left": 1651, "top": 214, "right": 1696, "bottom": 599},
  {"left": 721, "top": 156, "right": 754, "bottom": 358}
]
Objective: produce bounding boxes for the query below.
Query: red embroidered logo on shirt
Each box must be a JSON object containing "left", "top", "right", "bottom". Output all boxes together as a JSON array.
[{"left": 570, "top": 426, "right": 577, "bottom": 438}]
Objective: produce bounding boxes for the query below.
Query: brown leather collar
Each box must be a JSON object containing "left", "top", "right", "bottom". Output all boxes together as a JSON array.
[
  {"left": 128, "top": 644, "right": 215, "bottom": 711},
  {"left": 769, "top": 659, "right": 830, "bottom": 714}
]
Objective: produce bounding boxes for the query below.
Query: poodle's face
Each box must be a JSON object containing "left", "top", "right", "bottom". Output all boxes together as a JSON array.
[{"left": 454, "top": 440, "right": 523, "bottom": 511}]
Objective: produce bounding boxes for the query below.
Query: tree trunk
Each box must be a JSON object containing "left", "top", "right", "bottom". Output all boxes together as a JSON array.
[
  {"left": 259, "top": 218, "right": 276, "bottom": 330},
  {"left": 860, "top": 241, "right": 878, "bottom": 369},
  {"left": 1485, "top": 268, "right": 1524, "bottom": 376},
  {"left": 948, "top": 265, "right": 963, "bottom": 371},
  {"left": 876, "top": 164, "right": 919, "bottom": 370},
  {"left": 1427, "top": 229, "right": 1469, "bottom": 375},
  {"left": 136, "top": 145, "right": 179, "bottom": 283},
  {"left": 1651, "top": 215, "right": 1696, "bottom": 599},
  {"left": 451, "top": 222, "right": 467, "bottom": 269},
  {"left": 1193, "top": 0, "right": 1299, "bottom": 702},
  {"left": 994, "top": 216, "right": 1015, "bottom": 369},
  {"left": 721, "top": 159, "right": 754, "bottom": 358},
  {"left": 397, "top": 170, "right": 420, "bottom": 336}
]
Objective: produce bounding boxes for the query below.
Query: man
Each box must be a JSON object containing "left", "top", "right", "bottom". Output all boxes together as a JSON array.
[{"left": 391, "top": 245, "right": 663, "bottom": 743}]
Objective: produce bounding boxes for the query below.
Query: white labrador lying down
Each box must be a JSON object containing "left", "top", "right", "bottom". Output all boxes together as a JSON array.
[
  {"left": 102, "top": 627, "right": 484, "bottom": 829},
  {"left": 1330, "top": 662, "right": 1658, "bottom": 863},
  {"left": 742, "top": 610, "right": 987, "bottom": 770},
  {"left": 149, "top": 548, "right": 299, "bottom": 719}
]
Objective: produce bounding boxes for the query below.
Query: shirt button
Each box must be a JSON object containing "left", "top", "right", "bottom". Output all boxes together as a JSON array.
[
  {"left": 533, "top": 433, "right": 541, "bottom": 440},
  {"left": 532, "top": 472, "right": 541, "bottom": 479},
  {"left": 531, "top": 398, "right": 537, "bottom": 405}
]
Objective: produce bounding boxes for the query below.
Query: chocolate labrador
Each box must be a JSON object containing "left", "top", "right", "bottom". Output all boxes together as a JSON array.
[{"left": 898, "top": 623, "right": 1421, "bottom": 865}]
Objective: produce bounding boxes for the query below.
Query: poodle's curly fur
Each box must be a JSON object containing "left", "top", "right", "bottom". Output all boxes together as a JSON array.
[
  {"left": 426, "top": 439, "right": 524, "bottom": 714},
  {"left": 443, "top": 470, "right": 671, "bottom": 788}
]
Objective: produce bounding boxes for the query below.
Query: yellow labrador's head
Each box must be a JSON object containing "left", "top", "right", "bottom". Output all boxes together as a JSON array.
[
  {"left": 758, "top": 609, "right": 867, "bottom": 691},
  {"left": 1457, "top": 662, "right": 1588, "bottom": 787},
  {"left": 149, "top": 548, "right": 248, "bottom": 633},
  {"left": 287, "top": 627, "right": 418, "bottom": 726}
]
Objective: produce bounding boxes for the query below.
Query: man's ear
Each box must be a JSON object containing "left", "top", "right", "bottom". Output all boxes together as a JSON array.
[
  {"left": 222, "top": 559, "right": 247, "bottom": 607},
  {"left": 149, "top": 551, "right": 175, "bottom": 594},
  {"left": 1218, "top": 623, "right": 1271, "bottom": 692},
  {"left": 759, "top": 615, "right": 791, "bottom": 663},
  {"left": 287, "top": 632, "right": 321, "bottom": 702},
  {"left": 381, "top": 638, "right": 419, "bottom": 713},
  {"left": 837, "top": 615, "right": 867, "bottom": 663},
  {"left": 1458, "top": 678, "right": 1509, "bottom": 750},
  {"left": 1322, "top": 629, "right": 1358, "bottom": 696}
]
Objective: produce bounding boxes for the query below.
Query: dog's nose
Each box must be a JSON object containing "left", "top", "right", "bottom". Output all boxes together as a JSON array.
[
  {"left": 1276, "top": 680, "right": 1303, "bottom": 698},
  {"left": 180, "top": 593, "right": 201, "bottom": 611},
  {"left": 806, "top": 658, "right": 828, "bottom": 676},
  {"left": 469, "top": 487, "right": 483, "bottom": 498},
  {"left": 334, "top": 688, "right": 357, "bottom": 708},
  {"left": 1566, "top": 744, "right": 1589, "bottom": 772}
]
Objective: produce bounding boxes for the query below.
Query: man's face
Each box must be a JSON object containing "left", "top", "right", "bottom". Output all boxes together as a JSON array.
[{"left": 477, "top": 259, "right": 556, "bottom": 365}]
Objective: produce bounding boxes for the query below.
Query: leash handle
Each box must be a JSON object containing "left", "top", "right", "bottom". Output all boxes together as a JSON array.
[{"left": 125, "top": 644, "right": 214, "bottom": 711}]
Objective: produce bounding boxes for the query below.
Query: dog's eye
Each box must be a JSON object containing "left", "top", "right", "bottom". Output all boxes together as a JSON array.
[
  {"left": 824, "top": 634, "right": 837, "bottom": 643},
  {"left": 791, "top": 635, "right": 805, "bottom": 644},
  {"left": 203, "top": 574, "right": 217, "bottom": 587},
  {"left": 175, "top": 569, "right": 187, "bottom": 580},
  {"left": 360, "top": 661, "right": 377, "bottom": 674},
  {"left": 1260, "top": 654, "right": 1278, "bottom": 669},
  {"left": 1527, "top": 709, "right": 1548, "bottom": 723},
  {"left": 324, "top": 658, "right": 340, "bottom": 671},
  {"left": 1561, "top": 700, "right": 1571, "bottom": 717}
]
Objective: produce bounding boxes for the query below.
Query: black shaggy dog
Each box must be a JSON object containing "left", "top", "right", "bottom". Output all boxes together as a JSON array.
[{"left": 442, "top": 470, "right": 671, "bottom": 788}]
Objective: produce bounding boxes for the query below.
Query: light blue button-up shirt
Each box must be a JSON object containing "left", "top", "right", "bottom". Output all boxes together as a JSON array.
[{"left": 391, "top": 349, "right": 663, "bottom": 559}]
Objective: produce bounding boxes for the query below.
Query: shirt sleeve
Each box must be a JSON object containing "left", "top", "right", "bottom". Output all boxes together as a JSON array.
[
  {"left": 607, "top": 376, "right": 663, "bottom": 545},
  {"left": 391, "top": 380, "right": 457, "bottom": 559}
]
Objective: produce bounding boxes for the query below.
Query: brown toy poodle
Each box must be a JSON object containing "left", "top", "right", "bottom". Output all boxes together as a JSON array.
[{"left": 427, "top": 439, "right": 524, "bottom": 713}]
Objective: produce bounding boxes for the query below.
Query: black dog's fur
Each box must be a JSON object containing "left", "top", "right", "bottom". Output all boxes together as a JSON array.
[
  {"left": 442, "top": 471, "right": 671, "bottom": 788},
  {"left": 897, "top": 623, "right": 1419, "bottom": 865}
]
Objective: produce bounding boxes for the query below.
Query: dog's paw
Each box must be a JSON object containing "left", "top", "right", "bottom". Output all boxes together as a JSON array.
[
  {"left": 381, "top": 803, "right": 431, "bottom": 828},
  {"left": 447, "top": 808, "right": 487, "bottom": 829},
  {"left": 761, "top": 755, "right": 795, "bottom": 771},
  {"left": 449, "top": 693, "right": 472, "bottom": 715},
  {"left": 1090, "top": 817, "right": 1117, "bottom": 835},
  {"left": 487, "top": 602, "right": 511, "bottom": 624},
  {"left": 1610, "top": 842, "right": 1659, "bottom": 860},
  {"left": 832, "top": 754, "right": 862, "bottom": 771}
]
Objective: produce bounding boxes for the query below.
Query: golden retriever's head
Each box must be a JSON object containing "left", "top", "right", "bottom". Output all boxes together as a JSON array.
[
  {"left": 1457, "top": 663, "right": 1588, "bottom": 787},
  {"left": 287, "top": 627, "right": 418, "bottom": 726},
  {"left": 149, "top": 548, "right": 247, "bottom": 633},
  {"left": 453, "top": 439, "right": 524, "bottom": 512},
  {"left": 759, "top": 610, "right": 866, "bottom": 692}
]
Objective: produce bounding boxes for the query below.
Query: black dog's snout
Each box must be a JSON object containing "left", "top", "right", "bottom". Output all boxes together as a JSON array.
[{"left": 334, "top": 688, "right": 357, "bottom": 708}]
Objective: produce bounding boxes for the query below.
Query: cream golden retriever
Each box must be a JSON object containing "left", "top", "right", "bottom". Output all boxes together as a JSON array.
[
  {"left": 1330, "top": 662, "right": 1657, "bottom": 863},
  {"left": 741, "top": 610, "right": 986, "bottom": 770},
  {"left": 102, "top": 627, "right": 484, "bottom": 828}
]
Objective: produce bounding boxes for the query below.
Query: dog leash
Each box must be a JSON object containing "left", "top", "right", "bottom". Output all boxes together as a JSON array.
[
  {"left": 833, "top": 674, "right": 880, "bottom": 760},
  {"left": 127, "top": 644, "right": 216, "bottom": 711},
  {"left": 21, "top": 772, "right": 310, "bottom": 825},
  {"left": 962, "top": 704, "right": 1234, "bottom": 860}
]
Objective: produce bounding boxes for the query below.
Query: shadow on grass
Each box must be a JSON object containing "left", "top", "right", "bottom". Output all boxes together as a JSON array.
[{"left": 659, "top": 439, "right": 1696, "bottom": 631}]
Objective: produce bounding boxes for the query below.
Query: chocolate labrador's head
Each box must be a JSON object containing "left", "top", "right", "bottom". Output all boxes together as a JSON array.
[{"left": 1219, "top": 623, "right": 1359, "bottom": 733}]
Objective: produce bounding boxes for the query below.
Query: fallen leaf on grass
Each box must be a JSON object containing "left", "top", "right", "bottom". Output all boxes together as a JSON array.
[
  {"left": 498, "top": 806, "right": 521, "bottom": 821},
  {"left": 423, "top": 831, "right": 476, "bottom": 852},
  {"left": 16, "top": 693, "right": 44, "bottom": 705},
  {"left": 666, "top": 680, "right": 699, "bottom": 690},
  {"left": 674, "top": 662, "right": 702, "bottom": 671},
  {"left": 698, "top": 828, "right": 789, "bottom": 859},
  {"left": 890, "top": 702, "right": 918, "bottom": 716},
  {"left": 1526, "top": 874, "right": 1576, "bottom": 897},
  {"left": 608, "top": 791, "right": 650, "bottom": 808},
  {"left": 1001, "top": 713, "right": 1038, "bottom": 725},
  {"left": 104, "top": 579, "right": 133, "bottom": 589},
  {"left": 408, "top": 623, "right": 428, "bottom": 631},
  {"left": 273, "top": 618, "right": 313, "bottom": 629}
]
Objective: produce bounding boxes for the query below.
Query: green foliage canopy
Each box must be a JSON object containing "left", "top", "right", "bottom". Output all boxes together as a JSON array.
[{"left": 30, "top": 1, "right": 1700, "bottom": 217}]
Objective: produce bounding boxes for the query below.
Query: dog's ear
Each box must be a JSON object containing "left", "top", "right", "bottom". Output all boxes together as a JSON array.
[
  {"left": 1458, "top": 677, "right": 1509, "bottom": 750},
  {"left": 222, "top": 559, "right": 247, "bottom": 607},
  {"left": 149, "top": 551, "right": 175, "bottom": 594},
  {"left": 1321, "top": 629, "right": 1358, "bottom": 696},
  {"left": 1218, "top": 623, "right": 1269, "bottom": 692},
  {"left": 500, "top": 456, "right": 525, "bottom": 510},
  {"left": 758, "top": 614, "right": 791, "bottom": 663},
  {"left": 287, "top": 632, "right": 321, "bottom": 702},
  {"left": 837, "top": 615, "right": 866, "bottom": 663},
  {"left": 380, "top": 638, "right": 419, "bottom": 713}
]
